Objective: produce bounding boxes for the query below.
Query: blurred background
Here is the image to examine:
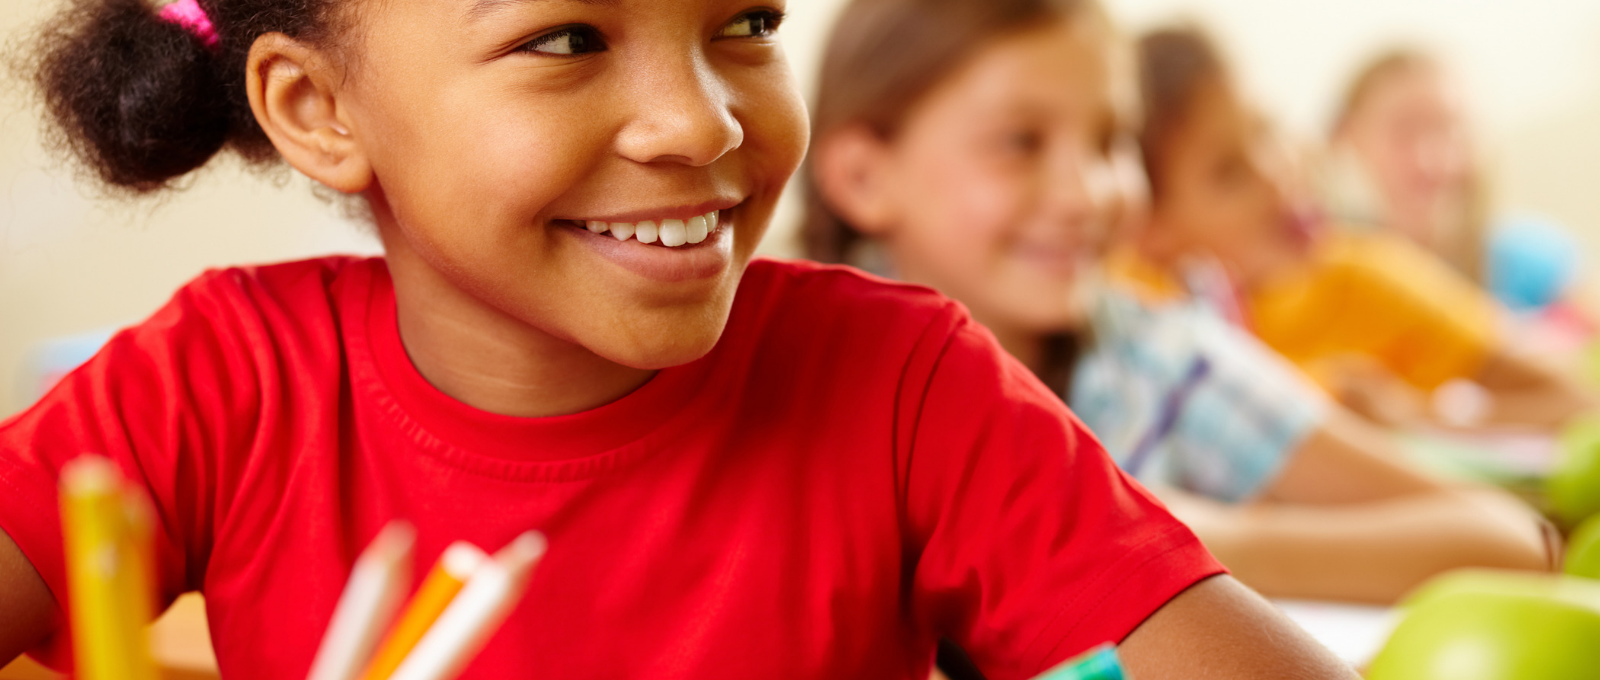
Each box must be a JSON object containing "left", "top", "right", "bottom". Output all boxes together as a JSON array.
[{"left": 4, "top": 0, "right": 1600, "bottom": 418}]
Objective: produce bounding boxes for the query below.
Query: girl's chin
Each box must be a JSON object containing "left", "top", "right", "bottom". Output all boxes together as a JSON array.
[{"left": 594, "top": 327, "right": 726, "bottom": 370}]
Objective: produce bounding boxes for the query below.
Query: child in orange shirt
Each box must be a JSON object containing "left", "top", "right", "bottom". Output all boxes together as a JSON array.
[{"left": 1130, "top": 27, "right": 1596, "bottom": 430}]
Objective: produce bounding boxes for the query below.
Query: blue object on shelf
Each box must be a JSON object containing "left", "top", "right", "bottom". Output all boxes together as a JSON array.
[{"left": 1488, "top": 216, "right": 1580, "bottom": 312}]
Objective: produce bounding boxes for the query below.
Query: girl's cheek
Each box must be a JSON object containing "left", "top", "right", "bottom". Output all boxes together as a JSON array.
[{"left": 734, "top": 68, "right": 810, "bottom": 187}]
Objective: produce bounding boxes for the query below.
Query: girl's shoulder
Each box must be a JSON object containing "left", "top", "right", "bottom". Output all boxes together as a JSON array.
[
  {"left": 118, "top": 255, "right": 384, "bottom": 375},
  {"left": 738, "top": 257, "right": 964, "bottom": 327},
  {"left": 157, "top": 255, "right": 385, "bottom": 340},
  {"left": 721, "top": 257, "right": 979, "bottom": 388},
  {"left": 177, "top": 255, "right": 381, "bottom": 306}
]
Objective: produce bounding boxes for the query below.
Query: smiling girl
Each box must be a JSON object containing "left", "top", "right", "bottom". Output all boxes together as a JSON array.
[{"left": 6, "top": 0, "right": 1347, "bottom": 677}]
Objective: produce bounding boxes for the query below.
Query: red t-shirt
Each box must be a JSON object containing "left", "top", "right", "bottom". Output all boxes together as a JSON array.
[{"left": 0, "top": 257, "right": 1221, "bottom": 680}]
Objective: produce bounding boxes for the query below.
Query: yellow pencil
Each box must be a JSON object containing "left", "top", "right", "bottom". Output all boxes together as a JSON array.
[
  {"left": 59, "top": 455, "right": 157, "bottom": 680},
  {"left": 358, "top": 541, "right": 487, "bottom": 680}
]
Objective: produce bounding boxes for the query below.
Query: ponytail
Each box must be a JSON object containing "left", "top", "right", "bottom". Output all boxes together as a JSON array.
[
  {"left": 27, "top": 0, "right": 346, "bottom": 193},
  {"left": 34, "top": 0, "right": 227, "bottom": 191}
]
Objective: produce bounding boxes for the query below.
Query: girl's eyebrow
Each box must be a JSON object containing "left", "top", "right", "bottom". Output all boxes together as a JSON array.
[{"left": 466, "top": 0, "right": 618, "bottom": 23}]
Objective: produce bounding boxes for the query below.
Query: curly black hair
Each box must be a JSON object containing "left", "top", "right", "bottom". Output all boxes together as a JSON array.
[{"left": 27, "top": 0, "right": 347, "bottom": 193}]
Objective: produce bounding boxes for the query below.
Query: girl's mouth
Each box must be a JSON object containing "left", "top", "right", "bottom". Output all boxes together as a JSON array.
[
  {"left": 559, "top": 209, "right": 724, "bottom": 249},
  {"left": 561, "top": 207, "right": 738, "bottom": 283}
]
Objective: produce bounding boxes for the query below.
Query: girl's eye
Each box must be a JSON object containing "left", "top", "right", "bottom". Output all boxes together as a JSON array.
[
  {"left": 1004, "top": 130, "right": 1045, "bottom": 155},
  {"left": 717, "top": 9, "right": 785, "bottom": 39},
  {"left": 521, "top": 25, "right": 606, "bottom": 55},
  {"left": 1214, "top": 153, "right": 1252, "bottom": 187}
]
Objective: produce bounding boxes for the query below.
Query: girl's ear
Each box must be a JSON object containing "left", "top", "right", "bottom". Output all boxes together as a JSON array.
[
  {"left": 246, "top": 33, "right": 372, "bottom": 194},
  {"left": 811, "top": 124, "right": 900, "bottom": 236}
]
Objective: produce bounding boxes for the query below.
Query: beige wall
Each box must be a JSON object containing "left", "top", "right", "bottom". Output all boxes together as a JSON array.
[
  {"left": 4, "top": 0, "right": 1600, "bottom": 417},
  {"left": 1110, "top": 0, "right": 1600, "bottom": 257},
  {"left": 0, "top": 0, "right": 383, "bottom": 417}
]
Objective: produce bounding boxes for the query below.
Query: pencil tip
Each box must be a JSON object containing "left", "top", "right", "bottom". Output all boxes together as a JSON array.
[
  {"left": 374, "top": 520, "right": 418, "bottom": 556},
  {"left": 495, "top": 531, "right": 547, "bottom": 572}
]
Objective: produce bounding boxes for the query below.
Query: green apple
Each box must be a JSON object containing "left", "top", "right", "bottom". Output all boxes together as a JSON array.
[
  {"left": 1401, "top": 569, "right": 1600, "bottom": 606},
  {"left": 1582, "top": 339, "right": 1600, "bottom": 390},
  {"left": 1551, "top": 417, "right": 1600, "bottom": 528},
  {"left": 1567, "top": 514, "right": 1600, "bottom": 580},
  {"left": 1367, "top": 570, "right": 1600, "bottom": 680}
]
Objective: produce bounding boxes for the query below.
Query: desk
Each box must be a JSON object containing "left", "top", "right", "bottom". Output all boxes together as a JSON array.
[
  {"left": 3, "top": 595, "right": 1401, "bottom": 678},
  {"left": 1274, "top": 599, "right": 1397, "bottom": 669}
]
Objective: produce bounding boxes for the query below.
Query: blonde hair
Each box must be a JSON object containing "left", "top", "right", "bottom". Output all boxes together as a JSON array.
[{"left": 1332, "top": 49, "right": 1489, "bottom": 281}]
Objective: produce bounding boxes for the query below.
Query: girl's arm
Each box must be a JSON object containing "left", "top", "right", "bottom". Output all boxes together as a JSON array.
[
  {"left": 0, "top": 528, "right": 56, "bottom": 666},
  {"left": 1163, "top": 411, "right": 1553, "bottom": 604},
  {"left": 1472, "top": 349, "right": 1598, "bottom": 429},
  {"left": 1120, "top": 575, "right": 1358, "bottom": 679}
]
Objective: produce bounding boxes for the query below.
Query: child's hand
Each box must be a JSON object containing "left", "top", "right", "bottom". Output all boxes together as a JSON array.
[{"left": 1312, "top": 355, "right": 1427, "bottom": 429}]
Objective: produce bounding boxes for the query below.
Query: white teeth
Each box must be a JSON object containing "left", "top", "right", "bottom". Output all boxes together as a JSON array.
[
  {"left": 686, "top": 215, "right": 708, "bottom": 244},
  {"left": 659, "top": 219, "right": 688, "bottom": 247},
  {"left": 578, "top": 210, "right": 722, "bottom": 247},
  {"left": 635, "top": 220, "right": 659, "bottom": 244}
]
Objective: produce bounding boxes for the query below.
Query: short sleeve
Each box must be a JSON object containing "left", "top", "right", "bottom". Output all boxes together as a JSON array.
[
  {"left": 1070, "top": 297, "right": 1323, "bottom": 503},
  {"left": 1169, "top": 309, "right": 1326, "bottom": 501},
  {"left": 0, "top": 273, "right": 259, "bottom": 666},
  {"left": 1250, "top": 233, "right": 1498, "bottom": 390},
  {"left": 899, "top": 317, "right": 1224, "bottom": 680}
]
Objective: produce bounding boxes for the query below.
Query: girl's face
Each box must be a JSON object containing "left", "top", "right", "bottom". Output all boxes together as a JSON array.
[
  {"left": 342, "top": 0, "right": 807, "bottom": 368},
  {"left": 1337, "top": 66, "right": 1472, "bottom": 245},
  {"left": 1147, "top": 80, "right": 1313, "bottom": 287},
  {"left": 856, "top": 20, "right": 1121, "bottom": 335}
]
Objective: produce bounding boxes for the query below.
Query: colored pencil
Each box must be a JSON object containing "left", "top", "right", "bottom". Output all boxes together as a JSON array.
[
  {"left": 1032, "top": 643, "right": 1126, "bottom": 680},
  {"left": 59, "top": 455, "right": 157, "bottom": 680},
  {"left": 305, "top": 521, "right": 417, "bottom": 680},
  {"left": 358, "top": 541, "right": 488, "bottom": 680},
  {"left": 387, "top": 531, "right": 546, "bottom": 680}
]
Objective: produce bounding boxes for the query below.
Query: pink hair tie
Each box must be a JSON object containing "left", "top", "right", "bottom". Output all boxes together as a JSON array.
[{"left": 159, "top": 0, "right": 219, "bottom": 50}]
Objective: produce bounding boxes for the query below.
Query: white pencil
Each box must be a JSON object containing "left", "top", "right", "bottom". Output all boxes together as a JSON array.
[
  {"left": 387, "top": 531, "right": 547, "bottom": 680},
  {"left": 306, "top": 522, "right": 417, "bottom": 680}
]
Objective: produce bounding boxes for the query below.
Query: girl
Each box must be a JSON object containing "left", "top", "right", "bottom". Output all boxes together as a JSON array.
[
  {"left": 1325, "top": 50, "right": 1488, "bottom": 285},
  {"left": 1, "top": 0, "right": 1348, "bottom": 679},
  {"left": 1128, "top": 27, "right": 1596, "bottom": 431},
  {"left": 1328, "top": 50, "right": 1598, "bottom": 344},
  {"left": 803, "top": 2, "right": 1553, "bottom": 605}
]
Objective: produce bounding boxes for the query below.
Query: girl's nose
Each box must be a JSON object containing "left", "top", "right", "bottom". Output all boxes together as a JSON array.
[{"left": 615, "top": 51, "right": 744, "bottom": 167}]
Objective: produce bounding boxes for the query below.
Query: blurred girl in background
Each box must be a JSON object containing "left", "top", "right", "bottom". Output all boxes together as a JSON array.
[
  {"left": 805, "top": 0, "right": 1553, "bottom": 605},
  {"left": 1126, "top": 28, "right": 1596, "bottom": 431},
  {"left": 1328, "top": 50, "right": 1591, "bottom": 319}
]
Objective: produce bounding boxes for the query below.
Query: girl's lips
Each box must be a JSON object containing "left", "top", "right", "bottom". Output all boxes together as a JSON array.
[
  {"left": 1283, "top": 206, "right": 1327, "bottom": 250},
  {"left": 566, "top": 212, "right": 734, "bottom": 283}
]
